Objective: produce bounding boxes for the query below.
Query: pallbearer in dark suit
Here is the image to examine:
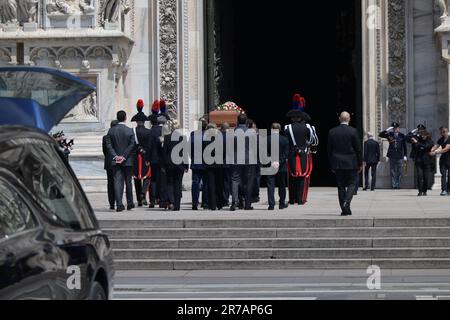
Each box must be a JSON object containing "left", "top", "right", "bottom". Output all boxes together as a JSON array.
[
  {"left": 131, "top": 102, "right": 152, "bottom": 207},
  {"left": 363, "top": 132, "right": 380, "bottom": 191},
  {"left": 105, "top": 111, "right": 136, "bottom": 212},
  {"left": 328, "top": 112, "right": 363, "bottom": 216},
  {"left": 379, "top": 122, "right": 408, "bottom": 189},
  {"left": 266, "top": 123, "right": 290, "bottom": 210},
  {"left": 103, "top": 120, "right": 119, "bottom": 210},
  {"left": 163, "top": 121, "right": 188, "bottom": 211},
  {"left": 285, "top": 95, "right": 319, "bottom": 205}
]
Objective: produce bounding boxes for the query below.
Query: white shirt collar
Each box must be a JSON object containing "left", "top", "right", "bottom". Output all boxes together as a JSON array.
[{"left": 341, "top": 122, "right": 349, "bottom": 126}]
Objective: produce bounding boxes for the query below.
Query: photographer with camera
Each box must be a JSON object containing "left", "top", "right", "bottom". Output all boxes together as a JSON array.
[
  {"left": 407, "top": 124, "right": 435, "bottom": 197},
  {"left": 53, "top": 131, "right": 74, "bottom": 161}
]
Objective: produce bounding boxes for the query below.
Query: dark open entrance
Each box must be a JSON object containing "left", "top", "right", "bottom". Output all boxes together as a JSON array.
[{"left": 206, "top": 0, "right": 362, "bottom": 186}]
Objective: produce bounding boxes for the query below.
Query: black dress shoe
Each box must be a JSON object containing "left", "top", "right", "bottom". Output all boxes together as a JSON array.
[
  {"left": 142, "top": 200, "right": 148, "bottom": 206},
  {"left": 244, "top": 207, "right": 254, "bottom": 211},
  {"left": 149, "top": 202, "right": 155, "bottom": 208},
  {"left": 116, "top": 205, "right": 125, "bottom": 212},
  {"left": 110, "top": 206, "right": 115, "bottom": 210},
  {"left": 138, "top": 202, "right": 143, "bottom": 207},
  {"left": 268, "top": 206, "right": 275, "bottom": 211},
  {"left": 238, "top": 203, "right": 244, "bottom": 210},
  {"left": 127, "top": 204, "right": 134, "bottom": 211},
  {"left": 418, "top": 192, "right": 423, "bottom": 197},
  {"left": 279, "top": 203, "right": 289, "bottom": 210},
  {"left": 230, "top": 204, "right": 236, "bottom": 212},
  {"left": 192, "top": 205, "right": 198, "bottom": 211}
]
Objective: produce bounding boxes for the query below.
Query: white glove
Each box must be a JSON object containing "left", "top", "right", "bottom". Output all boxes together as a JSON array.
[
  {"left": 272, "top": 162, "right": 280, "bottom": 170},
  {"left": 387, "top": 127, "right": 394, "bottom": 132},
  {"left": 403, "top": 156, "right": 408, "bottom": 161}
]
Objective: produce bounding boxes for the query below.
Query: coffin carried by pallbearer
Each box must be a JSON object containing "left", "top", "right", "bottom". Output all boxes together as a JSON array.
[{"left": 209, "top": 102, "right": 246, "bottom": 127}]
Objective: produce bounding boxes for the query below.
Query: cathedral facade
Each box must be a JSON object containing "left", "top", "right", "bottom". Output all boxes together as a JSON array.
[{"left": 1, "top": 0, "right": 450, "bottom": 188}]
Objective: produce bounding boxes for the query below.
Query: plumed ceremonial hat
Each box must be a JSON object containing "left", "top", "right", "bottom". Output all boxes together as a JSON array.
[
  {"left": 152, "top": 100, "right": 161, "bottom": 115},
  {"left": 131, "top": 112, "right": 149, "bottom": 123},
  {"left": 287, "top": 93, "right": 310, "bottom": 121}
]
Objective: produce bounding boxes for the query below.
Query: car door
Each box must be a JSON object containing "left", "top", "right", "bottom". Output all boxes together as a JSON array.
[
  {"left": 17, "top": 141, "right": 102, "bottom": 300},
  {"left": 0, "top": 176, "right": 63, "bottom": 300}
]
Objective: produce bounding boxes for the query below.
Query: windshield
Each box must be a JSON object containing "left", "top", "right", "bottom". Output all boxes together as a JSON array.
[{"left": 0, "top": 70, "right": 87, "bottom": 108}]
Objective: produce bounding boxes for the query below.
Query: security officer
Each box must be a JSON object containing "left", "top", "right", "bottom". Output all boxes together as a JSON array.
[
  {"left": 285, "top": 109, "right": 318, "bottom": 205},
  {"left": 131, "top": 111, "right": 152, "bottom": 207},
  {"left": 379, "top": 122, "right": 408, "bottom": 189}
]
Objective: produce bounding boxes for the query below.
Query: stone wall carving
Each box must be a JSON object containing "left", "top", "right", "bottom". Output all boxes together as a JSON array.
[
  {"left": 388, "top": 0, "right": 407, "bottom": 126},
  {"left": 159, "top": 0, "right": 178, "bottom": 120},
  {"left": 0, "top": 47, "right": 13, "bottom": 65},
  {"left": 0, "top": 0, "right": 18, "bottom": 24},
  {"left": 439, "top": 0, "right": 448, "bottom": 18},
  {"left": 45, "top": 0, "right": 94, "bottom": 15}
]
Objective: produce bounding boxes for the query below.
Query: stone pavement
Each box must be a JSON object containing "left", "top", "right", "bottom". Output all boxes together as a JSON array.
[{"left": 89, "top": 188, "right": 450, "bottom": 220}]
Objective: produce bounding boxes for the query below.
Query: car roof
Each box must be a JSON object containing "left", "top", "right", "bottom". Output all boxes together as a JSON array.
[{"left": 0, "top": 125, "right": 54, "bottom": 147}]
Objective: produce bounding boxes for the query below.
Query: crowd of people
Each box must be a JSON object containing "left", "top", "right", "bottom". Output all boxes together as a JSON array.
[
  {"left": 103, "top": 96, "right": 320, "bottom": 213},
  {"left": 102, "top": 96, "right": 450, "bottom": 215}
]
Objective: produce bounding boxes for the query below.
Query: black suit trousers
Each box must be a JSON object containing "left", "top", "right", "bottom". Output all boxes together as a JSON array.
[
  {"left": 231, "top": 165, "right": 256, "bottom": 209},
  {"left": 167, "top": 167, "right": 185, "bottom": 211},
  {"left": 267, "top": 172, "right": 287, "bottom": 207},
  {"left": 106, "top": 169, "right": 115, "bottom": 207},
  {"left": 364, "top": 163, "right": 378, "bottom": 190},
  {"left": 206, "top": 167, "right": 225, "bottom": 210},
  {"left": 416, "top": 163, "right": 432, "bottom": 193},
  {"left": 112, "top": 166, "right": 133, "bottom": 206},
  {"left": 335, "top": 170, "right": 358, "bottom": 209}
]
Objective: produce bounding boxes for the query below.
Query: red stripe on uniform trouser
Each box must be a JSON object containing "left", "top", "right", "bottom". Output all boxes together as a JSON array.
[
  {"left": 138, "top": 154, "right": 143, "bottom": 179},
  {"left": 295, "top": 154, "right": 302, "bottom": 177}
]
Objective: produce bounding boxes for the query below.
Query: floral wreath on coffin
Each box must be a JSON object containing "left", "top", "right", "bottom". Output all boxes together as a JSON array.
[{"left": 215, "top": 101, "right": 246, "bottom": 114}]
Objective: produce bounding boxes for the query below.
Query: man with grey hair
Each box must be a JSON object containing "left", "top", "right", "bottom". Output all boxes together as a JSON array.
[
  {"left": 328, "top": 112, "right": 363, "bottom": 216},
  {"left": 363, "top": 132, "right": 380, "bottom": 191}
]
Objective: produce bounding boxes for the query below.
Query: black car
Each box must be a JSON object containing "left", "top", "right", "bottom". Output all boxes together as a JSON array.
[{"left": 0, "top": 67, "right": 114, "bottom": 300}]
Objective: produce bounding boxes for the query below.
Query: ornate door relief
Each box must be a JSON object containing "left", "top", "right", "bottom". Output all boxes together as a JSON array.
[
  {"left": 387, "top": 0, "right": 408, "bottom": 127},
  {"left": 157, "top": 0, "right": 179, "bottom": 121},
  {"left": 436, "top": 0, "right": 450, "bottom": 127}
]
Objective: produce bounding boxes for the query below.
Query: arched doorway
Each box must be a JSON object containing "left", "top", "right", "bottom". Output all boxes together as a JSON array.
[{"left": 206, "top": 0, "right": 363, "bottom": 186}]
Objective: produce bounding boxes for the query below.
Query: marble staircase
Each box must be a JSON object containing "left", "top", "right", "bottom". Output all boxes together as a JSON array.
[{"left": 100, "top": 218, "right": 450, "bottom": 270}]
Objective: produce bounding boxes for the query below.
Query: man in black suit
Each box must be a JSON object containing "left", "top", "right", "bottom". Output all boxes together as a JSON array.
[
  {"left": 328, "top": 112, "right": 363, "bottom": 216},
  {"left": 363, "top": 132, "right": 380, "bottom": 191},
  {"left": 230, "top": 113, "right": 258, "bottom": 211},
  {"left": 103, "top": 120, "right": 119, "bottom": 210},
  {"left": 106, "top": 111, "right": 136, "bottom": 212},
  {"left": 266, "top": 123, "right": 290, "bottom": 210}
]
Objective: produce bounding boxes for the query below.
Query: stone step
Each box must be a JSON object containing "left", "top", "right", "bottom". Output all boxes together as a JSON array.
[
  {"left": 114, "top": 258, "right": 450, "bottom": 270},
  {"left": 104, "top": 227, "right": 450, "bottom": 239},
  {"left": 100, "top": 218, "right": 450, "bottom": 229},
  {"left": 112, "top": 247, "right": 450, "bottom": 260},
  {"left": 109, "top": 237, "right": 450, "bottom": 249}
]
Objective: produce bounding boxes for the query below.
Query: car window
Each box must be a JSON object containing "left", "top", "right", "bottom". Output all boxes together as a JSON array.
[
  {"left": 5, "top": 141, "right": 96, "bottom": 231},
  {"left": 0, "top": 70, "right": 87, "bottom": 108},
  {"left": 0, "top": 178, "right": 35, "bottom": 239}
]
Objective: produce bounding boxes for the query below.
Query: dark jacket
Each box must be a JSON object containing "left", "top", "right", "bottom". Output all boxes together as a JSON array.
[
  {"left": 105, "top": 123, "right": 135, "bottom": 167},
  {"left": 364, "top": 139, "right": 380, "bottom": 164},
  {"left": 233, "top": 124, "right": 258, "bottom": 165},
  {"left": 328, "top": 124, "right": 363, "bottom": 171},
  {"left": 148, "top": 125, "right": 163, "bottom": 165},
  {"left": 102, "top": 135, "right": 112, "bottom": 170},
  {"left": 379, "top": 130, "right": 407, "bottom": 160},
  {"left": 266, "top": 133, "right": 290, "bottom": 173},
  {"left": 163, "top": 132, "right": 189, "bottom": 171},
  {"left": 190, "top": 130, "right": 206, "bottom": 170},
  {"left": 285, "top": 122, "right": 311, "bottom": 151},
  {"left": 408, "top": 136, "right": 435, "bottom": 165}
]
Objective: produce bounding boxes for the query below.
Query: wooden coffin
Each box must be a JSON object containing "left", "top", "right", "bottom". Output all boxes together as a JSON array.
[{"left": 209, "top": 110, "right": 239, "bottom": 127}]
